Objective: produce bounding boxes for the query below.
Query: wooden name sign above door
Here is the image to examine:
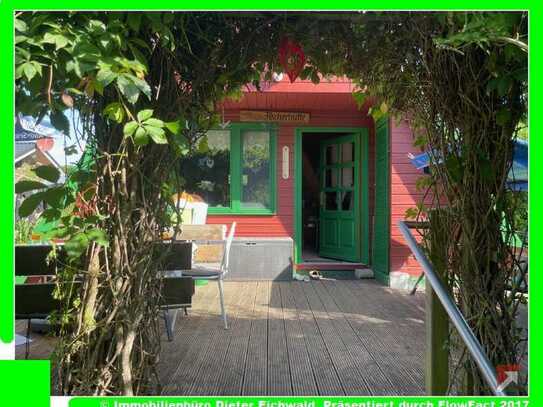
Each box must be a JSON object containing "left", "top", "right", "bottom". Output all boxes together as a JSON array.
[{"left": 240, "top": 110, "right": 310, "bottom": 124}]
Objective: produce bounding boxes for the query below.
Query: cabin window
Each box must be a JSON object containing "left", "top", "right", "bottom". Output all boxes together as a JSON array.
[
  {"left": 180, "top": 124, "right": 276, "bottom": 214},
  {"left": 179, "top": 130, "right": 231, "bottom": 208}
]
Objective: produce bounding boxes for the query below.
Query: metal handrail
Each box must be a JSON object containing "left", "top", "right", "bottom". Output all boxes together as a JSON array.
[{"left": 398, "top": 220, "right": 506, "bottom": 396}]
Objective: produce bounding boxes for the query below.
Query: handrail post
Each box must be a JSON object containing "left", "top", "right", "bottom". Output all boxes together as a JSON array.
[{"left": 426, "top": 267, "right": 449, "bottom": 394}]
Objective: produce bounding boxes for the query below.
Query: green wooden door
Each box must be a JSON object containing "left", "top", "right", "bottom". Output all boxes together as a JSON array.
[
  {"left": 319, "top": 134, "right": 360, "bottom": 262},
  {"left": 372, "top": 118, "right": 390, "bottom": 284}
]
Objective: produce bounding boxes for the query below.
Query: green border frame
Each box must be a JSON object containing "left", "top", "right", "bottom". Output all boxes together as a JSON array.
[
  {"left": 206, "top": 122, "right": 277, "bottom": 216},
  {"left": 294, "top": 127, "right": 369, "bottom": 265}
]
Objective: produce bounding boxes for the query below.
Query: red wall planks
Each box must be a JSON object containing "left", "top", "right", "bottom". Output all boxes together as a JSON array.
[{"left": 389, "top": 118, "right": 425, "bottom": 277}]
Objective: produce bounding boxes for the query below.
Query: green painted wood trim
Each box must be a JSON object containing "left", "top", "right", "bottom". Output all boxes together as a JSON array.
[
  {"left": 294, "top": 129, "right": 303, "bottom": 264},
  {"left": 372, "top": 117, "right": 391, "bottom": 284},
  {"left": 207, "top": 122, "right": 277, "bottom": 215},
  {"left": 294, "top": 126, "right": 370, "bottom": 265},
  {"left": 230, "top": 127, "right": 242, "bottom": 212},
  {"left": 361, "top": 128, "right": 370, "bottom": 264},
  {"left": 426, "top": 276, "right": 450, "bottom": 395}
]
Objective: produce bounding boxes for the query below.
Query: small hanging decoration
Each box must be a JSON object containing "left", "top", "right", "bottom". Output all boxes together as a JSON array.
[{"left": 278, "top": 37, "right": 306, "bottom": 83}]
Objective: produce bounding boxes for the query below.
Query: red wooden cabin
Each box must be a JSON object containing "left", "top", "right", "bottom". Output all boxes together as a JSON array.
[{"left": 181, "top": 76, "right": 425, "bottom": 289}]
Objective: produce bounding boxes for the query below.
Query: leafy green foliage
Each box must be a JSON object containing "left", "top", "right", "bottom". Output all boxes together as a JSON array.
[
  {"left": 33, "top": 165, "right": 61, "bottom": 183},
  {"left": 15, "top": 180, "right": 47, "bottom": 193},
  {"left": 123, "top": 109, "right": 166, "bottom": 145},
  {"left": 103, "top": 102, "right": 125, "bottom": 123}
]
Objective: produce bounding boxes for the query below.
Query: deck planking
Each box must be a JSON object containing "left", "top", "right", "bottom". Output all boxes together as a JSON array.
[
  {"left": 15, "top": 279, "right": 428, "bottom": 396},
  {"left": 159, "top": 279, "right": 427, "bottom": 396}
]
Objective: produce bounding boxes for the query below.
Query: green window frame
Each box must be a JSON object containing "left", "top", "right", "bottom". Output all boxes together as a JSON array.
[{"left": 207, "top": 123, "right": 277, "bottom": 215}]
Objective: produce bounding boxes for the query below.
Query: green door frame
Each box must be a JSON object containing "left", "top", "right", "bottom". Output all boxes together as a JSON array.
[{"left": 294, "top": 127, "right": 369, "bottom": 265}]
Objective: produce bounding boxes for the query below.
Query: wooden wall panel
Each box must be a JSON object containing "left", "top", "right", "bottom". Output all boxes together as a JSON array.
[{"left": 389, "top": 118, "right": 425, "bottom": 277}]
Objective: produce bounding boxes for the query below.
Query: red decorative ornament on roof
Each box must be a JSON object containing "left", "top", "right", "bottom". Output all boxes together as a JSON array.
[{"left": 278, "top": 37, "right": 306, "bottom": 83}]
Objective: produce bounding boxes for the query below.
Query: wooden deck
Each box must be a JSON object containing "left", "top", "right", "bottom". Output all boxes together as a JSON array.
[{"left": 159, "top": 280, "right": 426, "bottom": 396}]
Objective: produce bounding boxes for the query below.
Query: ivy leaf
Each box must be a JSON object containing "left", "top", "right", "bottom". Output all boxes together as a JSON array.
[
  {"left": 19, "top": 192, "right": 45, "bottom": 217},
  {"left": 103, "top": 102, "right": 125, "bottom": 123},
  {"left": 50, "top": 110, "right": 70, "bottom": 134},
  {"left": 164, "top": 120, "right": 181, "bottom": 135},
  {"left": 123, "top": 121, "right": 138, "bottom": 138},
  {"left": 15, "top": 180, "right": 48, "bottom": 194},
  {"left": 143, "top": 118, "right": 163, "bottom": 128},
  {"left": 116, "top": 75, "right": 140, "bottom": 104},
  {"left": 137, "top": 109, "right": 153, "bottom": 122},
  {"left": 42, "top": 186, "right": 66, "bottom": 208},
  {"left": 22, "top": 62, "right": 38, "bottom": 81},
  {"left": 54, "top": 35, "right": 69, "bottom": 50},
  {"left": 96, "top": 68, "right": 118, "bottom": 87},
  {"left": 33, "top": 165, "right": 60, "bottom": 183},
  {"left": 129, "top": 75, "right": 151, "bottom": 100},
  {"left": 145, "top": 125, "right": 167, "bottom": 144},
  {"left": 370, "top": 108, "right": 384, "bottom": 122},
  {"left": 15, "top": 19, "right": 28, "bottom": 33},
  {"left": 86, "top": 228, "right": 109, "bottom": 247},
  {"left": 87, "top": 19, "right": 106, "bottom": 34},
  {"left": 405, "top": 207, "right": 419, "bottom": 220},
  {"left": 15, "top": 35, "right": 28, "bottom": 45},
  {"left": 64, "top": 232, "right": 90, "bottom": 258},
  {"left": 352, "top": 91, "right": 367, "bottom": 110},
  {"left": 134, "top": 127, "right": 149, "bottom": 145},
  {"left": 43, "top": 32, "right": 69, "bottom": 50},
  {"left": 197, "top": 137, "right": 209, "bottom": 154},
  {"left": 413, "top": 134, "right": 428, "bottom": 148},
  {"left": 40, "top": 207, "right": 62, "bottom": 222}
]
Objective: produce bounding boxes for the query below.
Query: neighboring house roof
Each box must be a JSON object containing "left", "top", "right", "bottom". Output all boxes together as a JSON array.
[
  {"left": 15, "top": 114, "right": 56, "bottom": 141},
  {"left": 15, "top": 115, "right": 66, "bottom": 184},
  {"left": 15, "top": 142, "right": 36, "bottom": 163}
]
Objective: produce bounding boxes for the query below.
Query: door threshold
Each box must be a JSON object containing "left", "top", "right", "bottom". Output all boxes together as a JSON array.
[{"left": 296, "top": 262, "right": 367, "bottom": 271}]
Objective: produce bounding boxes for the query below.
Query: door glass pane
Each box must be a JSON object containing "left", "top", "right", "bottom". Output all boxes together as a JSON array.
[
  {"left": 325, "top": 168, "right": 338, "bottom": 188},
  {"left": 342, "top": 167, "right": 354, "bottom": 187},
  {"left": 341, "top": 142, "right": 354, "bottom": 163},
  {"left": 325, "top": 191, "right": 338, "bottom": 210},
  {"left": 341, "top": 191, "right": 353, "bottom": 211},
  {"left": 241, "top": 131, "right": 271, "bottom": 209},
  {"left": 326, "top": 144, "right": 338, "bottom": 165},
  {"left": 180, "top": 130, "right": 230, "bottom": 207}
]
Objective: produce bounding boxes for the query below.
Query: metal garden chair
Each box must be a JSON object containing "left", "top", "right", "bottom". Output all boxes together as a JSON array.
[{"left": 179, "top": 222, "right": 236, "bottom": 329}]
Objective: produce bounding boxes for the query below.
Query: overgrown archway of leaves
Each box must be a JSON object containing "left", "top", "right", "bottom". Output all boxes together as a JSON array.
[{"left": 15, "top": 11, "right": 527, "bottom": 396}]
